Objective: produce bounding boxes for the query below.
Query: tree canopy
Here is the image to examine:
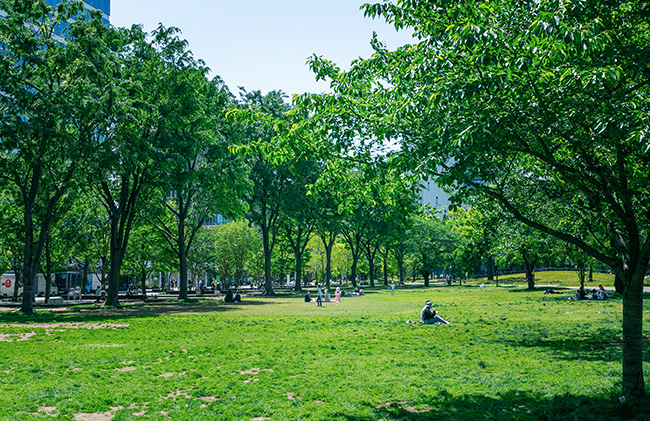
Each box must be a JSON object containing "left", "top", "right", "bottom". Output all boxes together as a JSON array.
[{"left": 303, "top": 0, "right": 650, "bottom": 400}]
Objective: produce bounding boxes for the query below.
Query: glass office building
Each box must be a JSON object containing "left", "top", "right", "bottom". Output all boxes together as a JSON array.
[
  {"left": 46, "top": 0, "right": 111, "bottom": 32},
  {"left": 1, "top": 1, "right": 110, "bottom": 29}
]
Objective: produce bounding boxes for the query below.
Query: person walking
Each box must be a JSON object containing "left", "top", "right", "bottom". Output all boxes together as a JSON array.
[
  {"left": 391, "top": 281, "right": 395, "bottom": 296},
  {"left": 316, "top": 284, "right": 323, "bottom": 307}
]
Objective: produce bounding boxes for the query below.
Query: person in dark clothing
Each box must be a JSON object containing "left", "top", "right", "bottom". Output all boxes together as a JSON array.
[
  {"left": 420, "top": 300, "right": 450, "bottom": 325},
  {"left": 224, "top": 290, "right": 234, "bottom": 303},
  {"left": 304, "top": 291, "right": 311, "bottom": 302}
]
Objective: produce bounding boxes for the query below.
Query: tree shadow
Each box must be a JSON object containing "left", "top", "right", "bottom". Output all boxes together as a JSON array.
[
  {"left": 331, "top": 390, "right": 649, "bottom": 421},
  {"left": 0, "top": 299, "right": 275, "bottom": 324}
]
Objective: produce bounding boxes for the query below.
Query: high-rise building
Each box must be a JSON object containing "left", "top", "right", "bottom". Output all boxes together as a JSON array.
[
  {"left": 47, "top": 0, "right": 111, "bottom": 35},
  {"left": 1, "top": 1, "right": 110, "bottom": 30}
]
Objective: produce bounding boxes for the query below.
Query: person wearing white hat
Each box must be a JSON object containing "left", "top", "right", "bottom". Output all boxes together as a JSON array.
[{"left": 420, "top": 300, "right": 450, "bottom": 325}]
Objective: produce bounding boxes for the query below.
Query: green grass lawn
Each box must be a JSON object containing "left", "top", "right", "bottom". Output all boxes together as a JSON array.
[
  {"left": 0, "top": 284, "right": 648, "bottom": 420},
  {"left": 470, "top": 269, "right": 617, "bottom": 287}
]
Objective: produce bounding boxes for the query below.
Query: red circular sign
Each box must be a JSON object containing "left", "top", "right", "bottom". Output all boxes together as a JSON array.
[{"left": 4, "top": 279, "right": 11, "bottom": 288}]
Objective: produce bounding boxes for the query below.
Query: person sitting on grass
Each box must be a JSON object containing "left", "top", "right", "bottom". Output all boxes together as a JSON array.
[
  {"left": 304, "top": 291, "right": 311, "bottom": 302},
  {"left": 570, "top": 286, "right": 587, "bottom": 301},
  {"left": 420, "top": 300, "right": 450, "bottom": 325},
  {"left": 324, "top": 289, "right": 331, "bottom": 302},
  {"left": 596, "top": 284, "right": 609, "bottom": 300},
  {"left": 224, "top": 290, "right": 235, "bottom": 303}
]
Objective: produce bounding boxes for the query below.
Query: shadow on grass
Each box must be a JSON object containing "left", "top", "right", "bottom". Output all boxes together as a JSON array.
[
  {"left": 332, "top": 390, "right": 649, "bottom": 421},
  {"left": 0, "top": 298, "right": 278, "bottom": 324}
]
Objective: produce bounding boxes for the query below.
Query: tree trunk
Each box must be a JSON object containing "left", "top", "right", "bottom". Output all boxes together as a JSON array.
[
  {"left": 44, "top": 238, "right": 53, "bottom": 304},
  {"left": 178, "top": 219, "right": 189, "bottom": 300},
  {"left": 423, "top": 272, "right": 430, "bottom": 287},
  {"left": 21, "top": 211, "right": 36, "bottom": 314},
  {"left": 486, "top": 255, "right": 495, "bottom": 281},
  {"left": 382, "top": 251, "right": 389, "bottom": 287},
  {"left": 140, "top": 267, "right": 147, "bottom": 300},
  {"left": 526, "top": 266, "right": 535, "bottom": 290},
  {"left": 621, "top": 268, "right": 646, "bottom": 399},
  {"left": 350, "top": 257, "right": 358, "bottom": 289},
  {"left": 262, "top": 225, "right": 275, "bottom": 295},
  {"left": 321, "top": 233, "right": 335, "bottom": 291},
  {"left": 295, "top": 254, "right": 303, "bottom": 291},
  {"left": 396, "top": 252, "right": 405, "bottom": 285},
  {"left": 105, "top": 214, "right": 122, "bottom": 308},
  {"left": 522, "top": 249, "right": 535, "bottom": 290}
]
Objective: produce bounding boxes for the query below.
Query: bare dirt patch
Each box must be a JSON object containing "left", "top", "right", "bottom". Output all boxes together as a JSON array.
[
  {"left": 38, "top": 406, "right": 58, "bottom": 416},
  {"left": 0, "top": 323, "right": 128, "bottom": 343},
  {"left": 159, "top": 390, "right": 192, "bottom": 401},
  {"left": 0, "top": 332, "right": 35, "bottom": 342},
  {"left": 285, "top": 392, "right": 301, "bottom": 400},
  {"left": 158, "top": 373, "right": 175, "bottom": 378},
  {"left": 1, "top": 322, "right": 129, "bottom": 329},
  {"left": 376, "top": 401, "right": 431, "bottom": 414},
  {"left": 73, "top": 412, "right": 113, "bottom": 421},
  {"left": 236, "top": 368, "right": 274, "bottom": 375},
  {"left": 197, "top": 396, "right": 222, "bottom": 402}
]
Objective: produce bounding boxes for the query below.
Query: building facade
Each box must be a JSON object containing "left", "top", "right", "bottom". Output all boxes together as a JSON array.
[
  {"left": 2, "top": 1, "right": 110, "bottom": 29},
  {"left": 420, "top": 177, "right": 452, "bottom": 213}
]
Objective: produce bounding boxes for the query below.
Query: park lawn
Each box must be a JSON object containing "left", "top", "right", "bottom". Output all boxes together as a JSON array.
[
  {"left": 0, "top": 286, "right": 648, "bottom": 420},
  {"left": 471, "top": 270, "right": 617, "bottom": 288}
]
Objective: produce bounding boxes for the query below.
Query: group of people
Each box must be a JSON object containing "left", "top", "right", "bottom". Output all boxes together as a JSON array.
[
  {"left": 224, "top": 289, "right": 242, "bottom": 303},
  {"left": 571, "top": 284, "right": 609, "bottom": 301},
  {"left": 305, "top": 285, "right": 342, "bottom": 305}
]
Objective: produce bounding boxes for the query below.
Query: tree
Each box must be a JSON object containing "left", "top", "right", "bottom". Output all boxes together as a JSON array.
[
  {"left": 151, "top": 26, "right": 244, "bottom": 300},
  {"left": 88, "top": 25, "right": 166, "bottom": 308},
  {"left": 280, "top": 157, "right": 320, "bottom": 291},
  {"left": 312, "top": 185, "right": 343, "bottom": 290},
  {"left": 213, "top": 220, "right": 261, "bottom": 287},
  {"left": 408, "top": 213, "right": 459, "bottom": 287},
  {"left": 306, "top": 0, "right": 650, "bottom": 399},
  {"left": 122, "top": 217, "right": 169, "bottom": 299},
  {"left": 233, "top": 90, "right": 292, "bottom": 295},
  {"left": 0, "top": 1, "right": 116, "bottom": 313},
  {"left": 494, "top": 219, "right": 558, "bottom": 289}
]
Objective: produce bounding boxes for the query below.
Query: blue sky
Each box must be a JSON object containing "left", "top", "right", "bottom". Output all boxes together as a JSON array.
[{"left": 110, "top": 0, "right": 414, "bottom": 97}]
